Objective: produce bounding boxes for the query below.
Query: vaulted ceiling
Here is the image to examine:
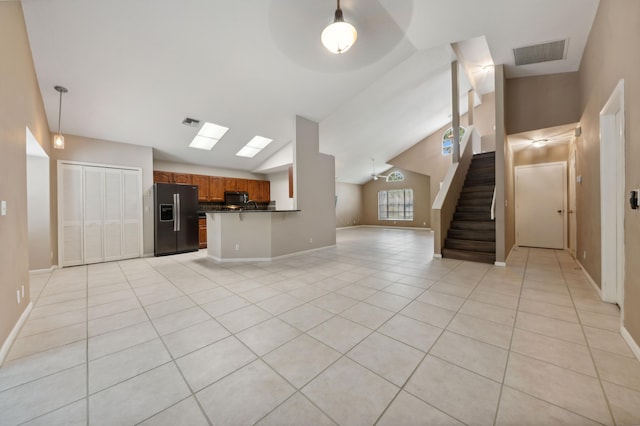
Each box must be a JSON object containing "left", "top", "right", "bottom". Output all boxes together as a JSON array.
[{"left": 21, "top": 0, "right": 599, "bottom": 183}]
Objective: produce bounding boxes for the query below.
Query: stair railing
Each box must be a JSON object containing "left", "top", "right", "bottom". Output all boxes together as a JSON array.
[
  {"left": 490, "top": 186, "right": 496, "bottom": 220},
  {"left": 432, "top": 125, "right": 477, "bottom": 257}
]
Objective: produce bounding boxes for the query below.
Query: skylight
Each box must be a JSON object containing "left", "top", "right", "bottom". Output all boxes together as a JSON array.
[
  {"left": 189, "top": 122, "right": 229, "bottom": 150},
  {"left": 236, "top": 136, "right": 273, "bottom": 158}
]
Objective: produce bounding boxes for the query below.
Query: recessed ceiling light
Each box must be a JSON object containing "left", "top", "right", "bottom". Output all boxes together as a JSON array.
[
  {"left": 236, "top": 136, "right": 273, "bottom": 158},
  {"left": 532, "top": 139, "right": 548, "bottom": 148},
  {"left": 189, "top": 122, "right": 229, "bottom": 151}
]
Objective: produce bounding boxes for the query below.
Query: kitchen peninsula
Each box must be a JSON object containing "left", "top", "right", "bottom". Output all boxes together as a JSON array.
[{"left": 205, "top": 210, "right": 302, "bottom": 261}]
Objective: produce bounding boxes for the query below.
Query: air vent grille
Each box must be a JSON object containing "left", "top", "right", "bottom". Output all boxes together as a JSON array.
[
  {"left": 182, "top": 117, "right": 200, "bottom": 127},
  {"left": 513, "top": 40, "right": 566, "bottom": 66}
]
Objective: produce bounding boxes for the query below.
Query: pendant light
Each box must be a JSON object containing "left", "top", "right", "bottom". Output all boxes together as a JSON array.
[
  {"left": 53, "top": 85, "right": 68, "bottom": 149},
  {"left": 321, "top": 0, "right": 357, "bottom": 54}
]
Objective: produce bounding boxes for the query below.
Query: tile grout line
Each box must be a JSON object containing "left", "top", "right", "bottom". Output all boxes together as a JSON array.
[
  {"left": 491, "top": 246, "right": 530, "bottom": 426},
  {"left": 557, "top": 250, "right": 617, "bottom": 425}
]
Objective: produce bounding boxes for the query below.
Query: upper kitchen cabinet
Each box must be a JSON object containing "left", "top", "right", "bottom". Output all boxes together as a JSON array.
[
  {"left": 153, "top": 170, "right": 173, "bottom": 183},
  {"left": 173, "top": 173, "right": 192, "bottom": 185},
  {"left": 248, "top": 179, "right": 271, "bottom": 202},
  {"left": 209, "top": 176, "right": 224, "bottom": 201},
  {"left": 223, "top": 177, "right": 248, "bottom": 193},
  {"left": 192, "top": 175, "right": 210, "bottom": 202}
]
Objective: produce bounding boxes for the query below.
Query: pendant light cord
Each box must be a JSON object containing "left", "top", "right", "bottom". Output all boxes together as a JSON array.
[{"left": 57, "top": 90, "right": 63, "bottom": 134}]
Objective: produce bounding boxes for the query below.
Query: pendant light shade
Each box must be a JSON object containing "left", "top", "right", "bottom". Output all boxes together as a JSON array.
[
  {"left": 321, "top": 0, "right": 357, "bottom": 54},
  {"left": 53, "top": 85, "right": 68, "bottom": 149}
]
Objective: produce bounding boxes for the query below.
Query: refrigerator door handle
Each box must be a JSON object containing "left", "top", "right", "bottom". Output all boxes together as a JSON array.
[
  {"left": 176, "top": 193, "right": 181, "bottom": 231},
  {"left": 173, "top": 194, "right": 178, "bottom": 232}
]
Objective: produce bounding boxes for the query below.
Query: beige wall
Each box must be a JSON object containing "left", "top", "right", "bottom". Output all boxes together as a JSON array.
[
  {"left": 336, "top": 182, "right": 362, "bottom": 228},
  {"left": 513, "top": 144, "right": 570, "bottom": 167},
  {"left": 578, "top": 0, "right": 640, "bottom": 345},
  {"left": 389, "top": 93, "right": 496, "bottom": 209},
  {"left": 495, "top": 65, "right": 508, "bottom": 262},
  {"left": 506, "top": 72, "right": 581, "bottom": 135},
  {"left": 0, "top": 2, "right": 50, "bottom": 353},
  {"left": 50, "top": 134, "right": 155, "bottom": 258},
  {"left": 267, "top": 171, "right": 294, "bottom": 211},
  {"left": 361, "top": 168, "right": 430, "bottom": 228}
]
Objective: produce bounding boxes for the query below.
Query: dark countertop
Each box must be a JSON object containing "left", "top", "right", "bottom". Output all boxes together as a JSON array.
[{"left": 200, "top": 210, "right": 301, "bottom": 215}]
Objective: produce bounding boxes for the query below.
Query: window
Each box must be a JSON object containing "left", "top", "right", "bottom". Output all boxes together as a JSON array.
[
  {"left": 385, "top": 171, "right": 404, "bottom": 182},
  {"left": 378, "top": 189, "right": 413, "bottom": 220},
  {"left": 442, "top": 126, "right": 466, "bottom": 155}
]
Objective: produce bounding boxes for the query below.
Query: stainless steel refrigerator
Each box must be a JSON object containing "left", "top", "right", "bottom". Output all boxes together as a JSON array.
[{"left": 154, "top": 183, "right": 199, "bottom": 256}]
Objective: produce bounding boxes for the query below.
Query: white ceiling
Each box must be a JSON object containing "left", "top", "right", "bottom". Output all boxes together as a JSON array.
[{"left": 21, "top": 0, "right": 599, "bottom": 184}]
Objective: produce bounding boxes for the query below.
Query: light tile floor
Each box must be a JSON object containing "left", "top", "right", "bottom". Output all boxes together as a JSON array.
[{"left": 2, "top": 228, "right": 640, "bottom": 425}]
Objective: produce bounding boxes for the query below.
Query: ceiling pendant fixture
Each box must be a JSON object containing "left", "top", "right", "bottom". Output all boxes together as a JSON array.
[
  {"left": 321, "top": 0, "right": 357, "bottom": 54},
  {"left": 53, "top": 85, "right": 68, "bottom": 149}
]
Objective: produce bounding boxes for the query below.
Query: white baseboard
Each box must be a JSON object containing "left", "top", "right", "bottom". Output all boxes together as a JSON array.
[
  {"left": 621, "top": 326, "right": 640, "bottom": 362},
  {"left": 0, "top": 302, "right": 33, "bottom": 366},
  {"left": 336, "top": 225, "right": 363, "bottom": 230},
  {"left": 433, "top": 253, "right": 442, "bottom": 259},
  {"left": 29, "top": 266, "right": 55, "bottom": 275},
  {"left": 576, "top": 260, "right": 602, "bottom": 298},
  {"left": 494, "top": 261, "right": 506, "bottom": 267}
]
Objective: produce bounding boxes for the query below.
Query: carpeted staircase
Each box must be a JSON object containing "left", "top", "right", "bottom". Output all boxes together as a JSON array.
[{"left": 442, "top": 151, "right": 496, "bottom": 264}]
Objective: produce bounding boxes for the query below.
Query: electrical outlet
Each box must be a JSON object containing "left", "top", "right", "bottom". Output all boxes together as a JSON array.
[
  {"left": 309, "top": 237, "right": 313, "bottom": 243},
  {"left": 235, "top": 243, "right": 240, "bottom": 251},
  {"left": 21, "top": 285, "right": 24, "bottom": 298},
  {"left": 16, "top": 290, "right": 20, "bottom": 304},
  {"left": 583, "top": 250, "right": 587, "bottom": 260},
  {"left": 1, "top": 200, "right": 6, "bottom": 216}
]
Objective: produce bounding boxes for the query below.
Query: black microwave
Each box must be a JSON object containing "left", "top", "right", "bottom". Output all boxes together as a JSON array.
[{"left": 224, "top": 191, "right": 248, "bottom": 205}]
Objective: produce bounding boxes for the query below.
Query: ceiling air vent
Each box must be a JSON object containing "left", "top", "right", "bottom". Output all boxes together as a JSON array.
[
  {"left": 182, "top": 117, "right": 200, "bottom": 127},
  {"left": 513, "top": 39, "right": 566, "bottom": 66}
]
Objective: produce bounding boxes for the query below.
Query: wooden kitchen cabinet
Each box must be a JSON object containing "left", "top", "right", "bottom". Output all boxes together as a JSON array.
[
  {"left": 223, "top": 177, "right": 248, "bottom": 193},
  {"left": 209, "top": 177, "right": 224, "bottom": 201},
  {"left": 192, "top": 175, "right": 210, "bottom": 201},
  {"left": 198, "top": 217, "right": 207, "bottom": 249},
  {"left": 153, "top": 170, "right": 173, "bottom": 183},
  {"left": 173, "top": 173, "right": 192, "bottom": 185},
  {"left": 248, "top": 180, "right": 270, "bottom": 202}
]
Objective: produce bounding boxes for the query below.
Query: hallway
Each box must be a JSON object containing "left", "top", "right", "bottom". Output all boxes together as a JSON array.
[{"left": 0, "top": 227, "right": 638, "bottom": 425}]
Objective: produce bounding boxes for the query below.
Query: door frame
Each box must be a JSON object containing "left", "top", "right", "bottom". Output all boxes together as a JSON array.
[
  {"left": 599, "top": 79, "right": 625, "bottom": 307},
  {"left": 515, "top": 161, "right": 567, "bottom": 249},
  {"left": 568, "top": 150, "right": 577, "bottom": 257}
]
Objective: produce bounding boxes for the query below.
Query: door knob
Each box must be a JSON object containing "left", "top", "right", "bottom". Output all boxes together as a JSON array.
[
  {"left": 568, "top": 210, "right": 574, "bottom": 214},
  {"left": 557, "top": 210, "right": 563, "bottom": 213}
]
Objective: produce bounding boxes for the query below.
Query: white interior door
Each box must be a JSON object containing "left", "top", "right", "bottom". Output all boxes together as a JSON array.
[
  {"left": 60, "top": 164, "right": 84, "bottom": 266},
  {"left": 83, "top": 166, "right": 105, "bottom": 264},
  {"left": 122, "top": 169, "right": 142, "bottom": 258},
  {"left": 516, "top": 162, "right": 566, "bottom": 249},
  {"left": 104, "top": 168, "right": 123, "bottom": 261}
]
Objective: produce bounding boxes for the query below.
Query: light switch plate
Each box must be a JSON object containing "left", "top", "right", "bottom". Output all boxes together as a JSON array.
[{"left": 1, "top": 200, "right": 6, "bottom": 216}]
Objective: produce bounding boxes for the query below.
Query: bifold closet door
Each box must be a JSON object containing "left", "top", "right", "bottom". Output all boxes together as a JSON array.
[
  {"left": 60, "top": 164, "right": 84, "bottom": 266},
  {"left": 104, "top": 168, "right": 123, "bottom": 261},
  {"left": 122, "top": 169, "right": 142, "bottom": 258},
  {"left": 83, "top": 166, "right": 105, "bottom": 264}
]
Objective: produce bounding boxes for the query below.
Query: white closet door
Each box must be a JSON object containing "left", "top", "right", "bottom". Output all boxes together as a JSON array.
[
  {"left": 122, "top": 169, "right": 142, "bottom": 258},
  {"left": 104, "top": 168, "right": 123, "bottom": 261},
  {"left": 83, "top": 166, "right": 105, "bottom": 264},
  {"left": 60, "top": 164, "right": 84, "bottom": 266}
]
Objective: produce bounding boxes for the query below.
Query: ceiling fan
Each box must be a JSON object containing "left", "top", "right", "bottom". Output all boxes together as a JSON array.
[{"left": 370, "top": 158, "right": 389, "bottom": 181}]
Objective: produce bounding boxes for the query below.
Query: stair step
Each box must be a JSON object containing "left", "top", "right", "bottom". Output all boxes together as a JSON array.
[
  {"left": 451, "top": 221, "right": 496, "bottom": 231},
  {"left": 462, "top": 185, "right": 495, "bottom": 193},
  {"left": 464, "top": 180, "right": 496, "bottom": 187},
  {"left": 444, "top": 238, "right": 496, "bottom": 253},
  {"left": 468, "top": 165, "right": 495, "bottom": 174},
  {"left": 473, "top": 152, "right": 496, "bottom": 159},
  {"left": 458, "top": 197, "right": 493, "bottom": 206},
  {"left": 442, "top": 248, "right": 496, "bottom": 264},
  {"left": 459, "top": 191, "right": 494, "bottom": 200},
  {"left": 447, "top": 229, "right": 495, "bottom": 241},
  {"left": 456, "top": 206, "right": 491, "bottom": 213},
  {"left": 454, "top": 212, "right": 493, "bottom": 221}
]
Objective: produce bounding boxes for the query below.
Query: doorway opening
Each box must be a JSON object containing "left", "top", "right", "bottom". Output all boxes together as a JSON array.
[
  {"left": 26, "top": 127, "right": 51, "bottom": 271},
  {"left": 600, "top": 79, "right": 625, "bottom": 307}
]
